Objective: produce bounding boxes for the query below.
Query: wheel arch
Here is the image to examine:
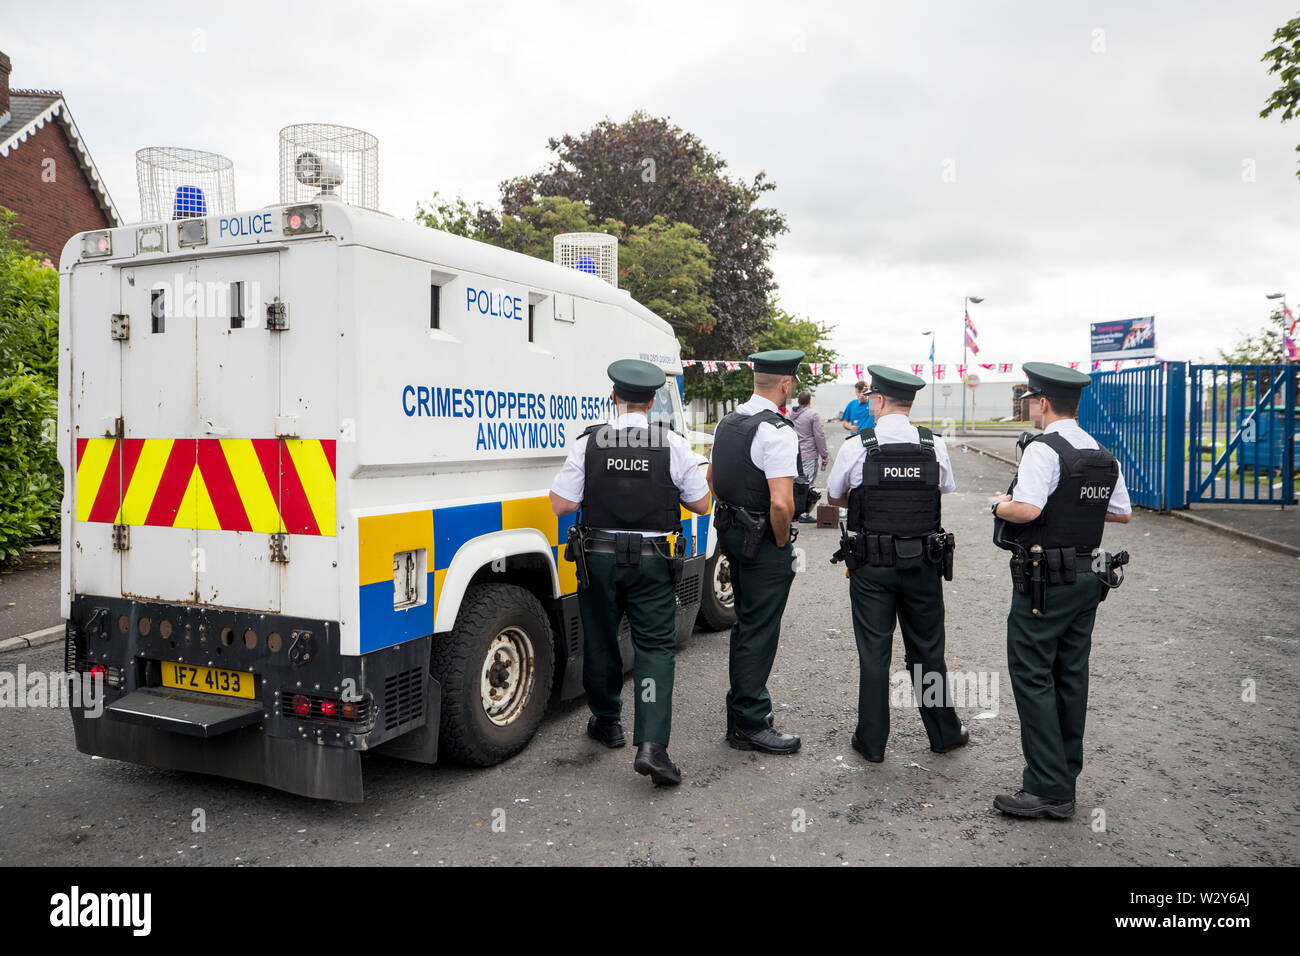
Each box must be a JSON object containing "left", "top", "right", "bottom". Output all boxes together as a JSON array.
[{"left": 433, "top": 529, "right": 559, "bottom": 634}]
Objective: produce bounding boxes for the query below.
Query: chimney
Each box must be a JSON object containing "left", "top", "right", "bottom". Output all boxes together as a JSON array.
[{"left": 0, "top": 51, "right": 11, "bottom": 119}]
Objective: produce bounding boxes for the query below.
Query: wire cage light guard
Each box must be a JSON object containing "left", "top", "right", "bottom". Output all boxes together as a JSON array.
[
  {"left": 136, "top": 147, "right": 236, "bottom": 222},
  {"left": 279, "top": 123, "right": 379, "bottom": 209},
  {"left": 553, "top": 232, "right": 618, "bottom": 287}
]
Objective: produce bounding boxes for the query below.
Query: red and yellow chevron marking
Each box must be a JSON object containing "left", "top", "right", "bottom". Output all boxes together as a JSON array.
[{"left": 74, "top": 438, "right": 337, "bottom": 536}]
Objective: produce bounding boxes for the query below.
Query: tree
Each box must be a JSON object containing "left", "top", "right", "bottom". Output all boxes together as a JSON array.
[
  {"left": 496, "top": 112, "right": 787, "bottom": 356},
  {"left": 1218, "top": 322, "right": 1288, "bottom": 364},
  {"left": 413, "top": 192, "right": 491, "bottom": 239},
  {"left": 0, "top": 207, "right": 61, "bottom": 563},
  {"left": 619, "top": 217, "right": 714, "bottom": 335},
  {"left": 417, "top": 193, "right": 717, "bottom": 339},
  {"left": 1261, "top": 14, "right": 1300, "bottom": 178},
  {"left": 685, "top": 303, "right": 838, "bottom": 407}
]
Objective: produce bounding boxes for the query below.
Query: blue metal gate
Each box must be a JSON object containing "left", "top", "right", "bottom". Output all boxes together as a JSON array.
[
  {"left": 1079, "top": 363, "right": 1185, "bottom": 511},
  {"left": 1187, "top": 364, "right": 1297, "bottom": 505}
]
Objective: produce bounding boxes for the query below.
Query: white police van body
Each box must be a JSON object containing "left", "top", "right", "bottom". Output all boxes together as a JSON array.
[{"left": 59, "top": 201, "right": 733, "bottom": 801}]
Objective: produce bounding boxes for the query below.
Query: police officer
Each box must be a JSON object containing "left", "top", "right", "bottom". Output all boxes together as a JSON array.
[
  {"left": 706, "top": 349, "right": 805, "bottom": 755},
  {"left": 825, "top": 366, "right": 968, "bottom": 763},
  {"left": 549, "top": 360, "right": 711, "bottom": 786},
  {"left": 990, "top": 363, "right": 1132, "bottom": 819}
]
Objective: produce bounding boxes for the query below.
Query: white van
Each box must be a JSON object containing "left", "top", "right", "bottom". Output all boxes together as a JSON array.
[{"left": 58, "top": 201, "right": 734, "bottom": 801}]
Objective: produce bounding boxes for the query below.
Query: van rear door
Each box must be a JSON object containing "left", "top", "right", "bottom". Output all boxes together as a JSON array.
[{"left": 115, "top": 253, "right": 283, "bottom": 611}]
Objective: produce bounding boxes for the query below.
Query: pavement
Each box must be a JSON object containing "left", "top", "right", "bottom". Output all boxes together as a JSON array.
[
  {"left": 0, "top": 548, "right": 62, "bottom": 646},
  {"left": 1, "top": 432, "right": 1296, "bottom": 866}
]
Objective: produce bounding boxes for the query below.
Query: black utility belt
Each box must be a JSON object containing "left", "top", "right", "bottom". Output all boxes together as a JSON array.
[
  {"left": 832, "top": 530, "right": 953, "bottom": 581},
  {"left": 853, "top": 531, "right": 951, "bottom": 568},
  {"left": 582, "top": 530, "right": 687, "bottom": 571},
  {"left": 714, "top": 502, "right": 797, "bottom": 557},
  {"left": 1009, "top": 546, "right": 1130, "bottom": 615},
  {"left": 1010, "top": 547, "right": 1097, "bottom": 587},
  {"left": 585, "top": 530, "right": 678, "bottom": 556}
]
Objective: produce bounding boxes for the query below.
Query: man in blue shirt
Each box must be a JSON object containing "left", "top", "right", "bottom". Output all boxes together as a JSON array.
[{"left": 841, "top": 380, "right": 875, "bottom": 434}]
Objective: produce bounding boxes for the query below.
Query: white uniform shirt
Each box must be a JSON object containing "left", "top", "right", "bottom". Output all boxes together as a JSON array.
[
  {"left": 826, "top": 413, "right": 957, "bottom": 499},
  {"left": 550, "top": 412, "right": 709, "bottom": 536},
  {"left": 712, "top": 394, "right": 799, "bottom": 479},
  {"left": 1012, "top": 418, "right": 1132, "bottom": 515}
]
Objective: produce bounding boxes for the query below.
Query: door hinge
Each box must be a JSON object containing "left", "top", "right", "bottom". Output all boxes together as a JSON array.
[
  {"left": 270, "top": 533, "right": 289, "bottom": 564},
  {"left": 112, "top": 525, "right": 130, "bottom": 551},
  {"left": 110, "top": 313, "right": 129, "bottom": 340},
  {"left": 266, "top": 298, "right": 289, "bottom": 331},
  {"left": 113, "top": 416, "right": 125, "bottom": 439}
]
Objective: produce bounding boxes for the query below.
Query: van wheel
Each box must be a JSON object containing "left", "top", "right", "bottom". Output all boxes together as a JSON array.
[
  {"left": 697, "top": 550, "right": 736, "bottom": 631},
  {"left": 432, "top": 583, "right": 555, "bottom": 766}
]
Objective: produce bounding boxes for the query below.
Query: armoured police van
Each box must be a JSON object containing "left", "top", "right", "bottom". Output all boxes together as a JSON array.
[{"left": 58, "top": 140, "right": 734, "bottom": 801}]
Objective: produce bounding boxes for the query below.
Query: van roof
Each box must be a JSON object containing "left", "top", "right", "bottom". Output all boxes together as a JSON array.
[{"left": 327, "top": 203, "right": 676, "bottom": 338}]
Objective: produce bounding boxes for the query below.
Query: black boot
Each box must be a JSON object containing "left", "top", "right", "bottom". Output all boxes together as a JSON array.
[
  {"left": 728, "top": 725, "right": 801, "bottom": 755},
  {"left": 993, "top": 790, "right": 1075, "bottom": 819},
  {"left": 931, "top": 727, "right": 969, "bottom": 754},
  {"left": 850, "top": 733, "right": 883, "bottom": 763},
  {"left": 586, "top": 715, "right": 626, "bottom": 749},
  {"left": 633, "top": 742, "right": 681, "bottom": 786}
]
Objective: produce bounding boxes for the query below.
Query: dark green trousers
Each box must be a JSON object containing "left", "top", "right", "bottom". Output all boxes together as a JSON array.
[
  {"left": 720, "top": 525, "right": 797, "bottom": 732},
  {"left": 579, "top": 550, "right": 677, "bottom": 746},
  {"left": 848, "top": 563, "right": 965, "bottom": 752},
  {"left": 1006, "top": 573, "right": 1102, "bottom": 800}
]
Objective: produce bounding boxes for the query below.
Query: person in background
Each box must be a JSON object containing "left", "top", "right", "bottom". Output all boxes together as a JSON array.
[
  {"left": 788, "top": 390, "right": 828, "bottom": 524},
  {"left": 842, "top": 380, "right": 875, "bottom": 434}
]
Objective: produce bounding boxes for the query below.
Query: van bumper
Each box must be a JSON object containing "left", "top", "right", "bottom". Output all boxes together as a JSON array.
[{"left": 65, "top": 594, "right": 439, "bottom": 801}]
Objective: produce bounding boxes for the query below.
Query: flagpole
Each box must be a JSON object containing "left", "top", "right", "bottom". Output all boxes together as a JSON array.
[
  {"left": 1268, "top": 292, "right": 1288, "bottom": 364},
  {"left": 960, "top": 295, "right": 983, "bottom": 434},
  {"left": 922, "top": 331, "right": 935, "bottom": 425},
  {"left": 961, "top": 297, "right": 967, "bottom": 434}
]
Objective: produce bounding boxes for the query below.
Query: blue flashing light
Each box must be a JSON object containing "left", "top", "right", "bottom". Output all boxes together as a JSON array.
[
  {"left": 173, "top": 185, "right": 208, "bottom": 219},
  {"left": 575, "top": 256, "right": 597, "bottom": 275}
]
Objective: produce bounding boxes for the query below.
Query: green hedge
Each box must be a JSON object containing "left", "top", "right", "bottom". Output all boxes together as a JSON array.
[{"left": 0, "top": 368, "right": 60, "bottom": 565}]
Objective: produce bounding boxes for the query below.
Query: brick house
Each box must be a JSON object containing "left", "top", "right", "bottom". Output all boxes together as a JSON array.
[{"left": 0, "top": 51, "right": 120, "bottom": 262}]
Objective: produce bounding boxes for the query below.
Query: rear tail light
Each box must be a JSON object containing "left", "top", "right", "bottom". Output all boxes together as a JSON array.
[
  {"left": 81, "top": 231, "right": 112, "bottom": 258},
  {"left": 75, "top": 661, "right": 123, "bottom": 690},
  {"left": 283, "top": 204, "right": 322, "bottom": 236},
  {"left": 280, "top": 691, "right": 371, "bottom": 726}
]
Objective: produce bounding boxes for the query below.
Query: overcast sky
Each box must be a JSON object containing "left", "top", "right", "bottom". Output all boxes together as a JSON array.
[{"left": 6, "top": 0, "right": 1299, "bottom": 373}]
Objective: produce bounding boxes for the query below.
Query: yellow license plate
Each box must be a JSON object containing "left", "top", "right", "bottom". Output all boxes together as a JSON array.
[{"left": 161, "top": 662, "right": 255, "bottom": 699}]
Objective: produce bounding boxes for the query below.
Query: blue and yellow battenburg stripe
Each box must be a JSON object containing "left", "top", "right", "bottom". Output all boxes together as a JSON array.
[{"left": 357, "top": 497, "right": 711, "bottom": 653}]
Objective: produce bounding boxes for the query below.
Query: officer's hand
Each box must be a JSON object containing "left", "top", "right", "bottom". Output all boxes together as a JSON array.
[{"left": 994, "top": 493, "right": 1012, "bottom": 503}]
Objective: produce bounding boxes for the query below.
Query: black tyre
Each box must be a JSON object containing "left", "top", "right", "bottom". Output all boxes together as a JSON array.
[
  {"left": 432, "top": 583, "right": 555, "bottom": 766},
  {"left": 697, "top": 548, "right": 736, "bottom": 631}
]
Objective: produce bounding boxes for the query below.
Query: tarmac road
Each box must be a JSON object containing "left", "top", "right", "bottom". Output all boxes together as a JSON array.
[{"left": 2, "top": 437, "right": 1297, "bottom": 866}]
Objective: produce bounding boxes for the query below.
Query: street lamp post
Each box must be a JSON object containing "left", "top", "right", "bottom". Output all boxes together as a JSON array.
[
  {"left": 1267, "top": 292, "right": 1288, "bottom": 364},
  {"left": 922, "top": 330, "right": 935, "bottom": 424},
  {"left": 960, "top": 295, "right": 984, "bottom": 433}
]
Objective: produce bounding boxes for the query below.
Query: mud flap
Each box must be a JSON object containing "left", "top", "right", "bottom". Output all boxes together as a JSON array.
[
  {"left": 71, "top": 708, "right": 364, "bottom": 803},
  {"left": 373, "top": 675, "right": 442, "bottom": 765}
]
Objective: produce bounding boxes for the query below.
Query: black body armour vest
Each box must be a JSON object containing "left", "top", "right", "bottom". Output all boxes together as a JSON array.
[
  {"left": 580, "top": 423, "right": 681, "bottom": 532},
  {"left": 712, "top": 409, "right": 803, "bottom": 512},
  {"left": 847, "top": 426, "right": 942, "bottom": 537},
  {"left": 1002, "top": 432, "right": 1118, "bottom": 554}
]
